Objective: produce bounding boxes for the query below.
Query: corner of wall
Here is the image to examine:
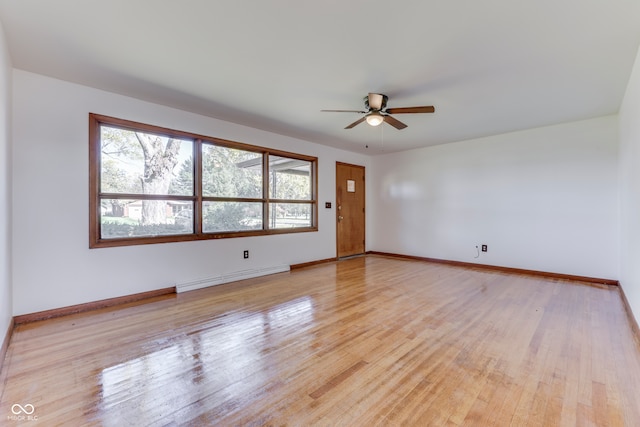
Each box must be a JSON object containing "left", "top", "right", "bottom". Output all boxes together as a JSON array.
[
  {"left": 618, "top": 40, "right": 640, "bottom": 332},
  {"left": 0, "top": 16, "right": 14, "bottom": 376}
]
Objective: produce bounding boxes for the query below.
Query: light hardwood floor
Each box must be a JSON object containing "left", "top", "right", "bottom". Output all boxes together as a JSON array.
[{"left": 1, "top": 255, "right": 640, "bottom": 425}]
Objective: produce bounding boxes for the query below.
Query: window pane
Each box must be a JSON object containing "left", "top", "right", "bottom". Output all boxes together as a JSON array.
[
  {"left": 269, "top": 156, "right": 312, "bottom": 200},
  {"left": 203, "top": 201, "right": 263, "bottom": 233},
  {"left": 269, "top": 203, "right": 312, "bottom": 229},
  {"left": 100, "top": 199, "right": 194, "bottom": 238},
  {"left": 202, "top": 145, "right": 262, "bottom": 198},
  {"left": 100, "top": 125, "right": 193, "bottom": 196}
]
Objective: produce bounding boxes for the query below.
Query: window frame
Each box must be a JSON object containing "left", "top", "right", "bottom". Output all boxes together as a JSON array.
[{"left": 89, "top": 113, "right": 318, "bottom": 248}]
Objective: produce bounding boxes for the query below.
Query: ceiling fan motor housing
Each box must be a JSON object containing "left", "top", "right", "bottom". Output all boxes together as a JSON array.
[{"left": 364, "top": 94, "right": 388, "bottom": 111}]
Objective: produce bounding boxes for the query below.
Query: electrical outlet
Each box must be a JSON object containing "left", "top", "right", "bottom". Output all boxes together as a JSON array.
[
  {"left": 243, "top": 250, "right": 249, "bottom": 259},
  {"left": 481, "top": 245, "right": 487, "bottom": 252}
]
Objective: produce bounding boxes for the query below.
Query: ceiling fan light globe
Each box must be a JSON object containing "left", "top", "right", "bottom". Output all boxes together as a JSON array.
[{"left": 366, "top": 113, "right": 384, "bottom": 127}]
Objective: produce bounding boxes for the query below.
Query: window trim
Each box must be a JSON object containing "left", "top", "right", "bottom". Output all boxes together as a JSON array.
[{"left": 89, "top": 113, "right": 318, "bottom": 248}]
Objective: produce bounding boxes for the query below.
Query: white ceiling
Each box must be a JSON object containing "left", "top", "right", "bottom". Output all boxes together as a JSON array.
[{"left": 1, "top": 0, "right": 639, "bottom": 154}]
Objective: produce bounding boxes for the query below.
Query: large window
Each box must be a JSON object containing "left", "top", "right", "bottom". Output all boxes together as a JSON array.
[{"left": 89, "top": 114, "right": 318, "bottom": 248}]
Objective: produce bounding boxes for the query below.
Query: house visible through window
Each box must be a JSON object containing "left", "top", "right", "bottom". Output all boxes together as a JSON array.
[{"left": 89, "top": 114, "right": 318, "bottom": 248}]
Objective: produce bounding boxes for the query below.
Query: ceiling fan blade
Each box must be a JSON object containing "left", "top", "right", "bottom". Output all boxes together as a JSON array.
[
  {"left": 345, "top": 117, "right": 366, "bottom": 129},
  {"left": 383, "top": 115, "right": 408, "bottom": 130},
  {"left": 384, "top": 106, "right": 435, "bottom": 114},
  {"left": 368, "top": 93, "right": 384, "bottom": 111},
  {"left": 321, "top": 109, "right": 366, "bottom": 113}
]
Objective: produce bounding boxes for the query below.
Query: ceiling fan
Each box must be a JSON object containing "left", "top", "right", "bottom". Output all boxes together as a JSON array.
[{"left": 321, "top": 93, "right": 435, "bottom": 130}]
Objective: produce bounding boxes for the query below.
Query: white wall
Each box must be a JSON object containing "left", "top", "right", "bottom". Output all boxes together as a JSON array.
[
  {"left": 12, "top": 70, "right": 369, "bottom": 315},
  {"left": 0, "top": 20, "right": 12, "bottom": 345},
  {"left": 370, "top": 116, "right": 619, "bottom": 280},
  {"left": 619, "top": 43, "right": 640, "bottom": 325}
]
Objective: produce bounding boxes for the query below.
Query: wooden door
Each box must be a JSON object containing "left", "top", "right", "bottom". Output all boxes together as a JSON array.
[{"left": 336, "top": 162, "right": 365, "bottom": 258}]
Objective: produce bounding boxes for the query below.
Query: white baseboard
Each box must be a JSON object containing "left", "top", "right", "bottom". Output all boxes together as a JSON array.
[{"left": 176, "top": 264, "right": 290, "bottom": 293}]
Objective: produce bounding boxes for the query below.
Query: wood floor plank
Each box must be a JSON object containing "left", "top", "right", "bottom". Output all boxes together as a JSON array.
[{"left": 1, "top": 255, "right": 640, "bottom": 425}]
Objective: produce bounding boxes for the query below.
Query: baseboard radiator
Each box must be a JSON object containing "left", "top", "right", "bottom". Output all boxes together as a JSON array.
[{"left": 176, "top": 265, "right": 290, "bottom": 293}]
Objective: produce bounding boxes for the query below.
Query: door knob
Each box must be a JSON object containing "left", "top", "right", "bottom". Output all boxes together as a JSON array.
[{"left": 338, "top": 215, "right": 344, "bottom": 221}]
